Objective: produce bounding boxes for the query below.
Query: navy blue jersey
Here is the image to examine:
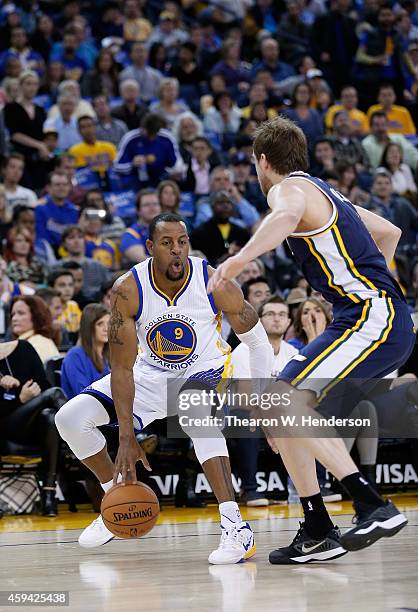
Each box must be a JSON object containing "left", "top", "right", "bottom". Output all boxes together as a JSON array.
[{"left": 285, "top": 173, "right": 405, "bottom": 307}]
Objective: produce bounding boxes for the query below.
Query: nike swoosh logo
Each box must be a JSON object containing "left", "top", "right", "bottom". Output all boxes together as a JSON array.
[{"left": 301, "top": 541, "right": 325, "bottom": 553}]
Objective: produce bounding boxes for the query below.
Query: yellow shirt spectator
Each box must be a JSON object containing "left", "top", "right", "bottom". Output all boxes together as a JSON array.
[
  {"left": 241, "top": 106, "right": 277, "bottom": 120},
  {"left": 325, "top": 105, "right": 369, "bottom": 135},
  {"left": 69, "top": 141, "right": 116, "bottom": 175},
  {"left": 366, "top": 104, "right": 416, "bottom": 135},
  {"left": 58, "top": 300, "right": 82, "bottom": 333}
]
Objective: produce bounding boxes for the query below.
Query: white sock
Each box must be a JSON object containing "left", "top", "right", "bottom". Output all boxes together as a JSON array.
[
  {"left": 101, "top": 475, "right": 121, "bottom": 493},
  {"left": 219, "top": 501, "right": 242, "bottom": 529}
]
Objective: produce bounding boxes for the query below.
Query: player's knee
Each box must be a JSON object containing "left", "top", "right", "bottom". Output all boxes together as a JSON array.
[{"left": 55, "top": 395, "right": 91, "bottom": 440}]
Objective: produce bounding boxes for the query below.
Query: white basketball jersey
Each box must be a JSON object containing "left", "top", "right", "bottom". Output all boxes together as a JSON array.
[{"left": 131, "top": 256, "right": 231, "bottom": 377}]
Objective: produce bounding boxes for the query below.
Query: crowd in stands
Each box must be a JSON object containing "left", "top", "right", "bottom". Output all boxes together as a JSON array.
[{"left": 1, "top": 0, "right": 418, "bottom": 513}]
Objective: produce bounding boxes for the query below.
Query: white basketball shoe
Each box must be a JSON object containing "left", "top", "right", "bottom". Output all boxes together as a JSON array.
[
  {"left": 208, "top": 521, "right": 256, "bottom": 565},
  {"left": 78, "top": 515, "right": 115, "bottom": 549}
]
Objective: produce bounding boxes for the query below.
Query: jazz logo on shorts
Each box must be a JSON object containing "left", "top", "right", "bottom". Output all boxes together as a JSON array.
[{"left": 146, "top": 319, "right": 197, "bottom": 363}]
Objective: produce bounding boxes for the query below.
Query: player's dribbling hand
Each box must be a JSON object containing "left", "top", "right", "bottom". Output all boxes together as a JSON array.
[
  {"left": 114, "top": 435, "right": 152, "bottom": 485},
  {"left": 207, "top": 254, "right": 246, "bottom": 292}
]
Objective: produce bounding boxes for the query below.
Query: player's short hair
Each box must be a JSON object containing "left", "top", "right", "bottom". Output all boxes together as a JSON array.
[
  {"left": 253, "top": 116, "right": 309, "bottom": 175},
  {"left": 148, "top": 212, "right": 186, "bottom": 241}
]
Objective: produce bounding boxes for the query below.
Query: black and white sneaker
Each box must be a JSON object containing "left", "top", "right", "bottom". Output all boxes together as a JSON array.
[
  {"left": 269, "top": 523, "right": 347, "bottom": 565},
  {"left": 340, "top": 501, "right": 408, "bottom": 552}
]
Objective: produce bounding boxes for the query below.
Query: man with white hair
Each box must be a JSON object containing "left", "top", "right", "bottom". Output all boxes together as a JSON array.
[
  {"left": 47, "top": 80, "right": 95, "bottom": 119},
  {"left": 119, "top": 42, "right": 162, "bottom": 102},
  {"left": 44, "top": 94, "right": 81, "bottom": 150},
  {"left": 111, "top": 79, "right": 148, "bottom": 131},
  {"left": 195, "top": 166, "right": 260, "bottom": 229}
]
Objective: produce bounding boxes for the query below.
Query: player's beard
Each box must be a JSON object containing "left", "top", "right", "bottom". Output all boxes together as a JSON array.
[
  {"left": 166, "top": 259, "right": 185, "bottom": 281},
  {"left": 259, "top": 172, "right": 273, "bottom": 197}
]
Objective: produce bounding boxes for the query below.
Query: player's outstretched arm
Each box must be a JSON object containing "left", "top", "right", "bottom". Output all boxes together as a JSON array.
[
  {"left": 109, "top": 273, "right": 151, "bottom": 483},
  {"left": 355, "top": 205, "right": 402, "bottom": 266},
  {"left": 207, "top": 182, "right": 306, "bottom": 292}
]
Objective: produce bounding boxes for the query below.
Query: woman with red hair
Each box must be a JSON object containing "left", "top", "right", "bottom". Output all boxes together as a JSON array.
[
  {"left": 4, "top": 226, "right": 45, "bottom": 286},
  {"left": 10, "top": 295, "right": 59, "bottom": 363}
]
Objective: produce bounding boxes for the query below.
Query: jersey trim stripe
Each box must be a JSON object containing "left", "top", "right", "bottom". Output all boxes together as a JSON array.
[
  {"left": 304, "top": 236, "right": 360, "bottom": 303},
  {"left": 290, "top": 299, "right": 371, "bottom": 386},
  {"left": 202, "top": 260, "right": 218, "bottom": 315},
  {"left": 147, "top": 257, "right": 193, "bottom": 306},
  {"left": 317, "top": 298, "right": 395, "bottom": 402},
  {"left": 331, "top": 225, "right": 383, "bottom": 297},
  {"left": 287, "top": 175, "right": 338, "bottom": 238},
  {"left": 131, "top": 266, "right": 143, "bottom": 321}
]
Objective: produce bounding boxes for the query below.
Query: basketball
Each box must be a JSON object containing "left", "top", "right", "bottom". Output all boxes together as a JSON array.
[{"left": 101, "top": 483, "right": 160, "bottom": 539}]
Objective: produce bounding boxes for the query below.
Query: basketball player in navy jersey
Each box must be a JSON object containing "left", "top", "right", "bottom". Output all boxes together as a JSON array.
[
  {"left": 209, "top": 116, "right": 414, "bottom": 564},
  {"left": 55, "top": 212, "right": 274, "bottom": 564}
]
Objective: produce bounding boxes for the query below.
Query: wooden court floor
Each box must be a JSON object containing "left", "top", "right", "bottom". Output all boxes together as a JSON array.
[{"left": 1, "top": 494, "right": 418, "bottom": 612}]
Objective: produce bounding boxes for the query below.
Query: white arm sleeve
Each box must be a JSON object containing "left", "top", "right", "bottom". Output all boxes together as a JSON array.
[{"left": 236, "top": 321, "right": 274, "bottom": 393}]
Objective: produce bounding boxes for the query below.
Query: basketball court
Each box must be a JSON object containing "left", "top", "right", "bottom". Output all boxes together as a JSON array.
[{"left": 1, "top": 495, "right": 418, "bottom": 612}]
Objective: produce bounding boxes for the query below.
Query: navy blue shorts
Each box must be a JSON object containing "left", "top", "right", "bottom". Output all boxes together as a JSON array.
[{"left": 279, "top": 297, "right": 415, "bottom": 404}]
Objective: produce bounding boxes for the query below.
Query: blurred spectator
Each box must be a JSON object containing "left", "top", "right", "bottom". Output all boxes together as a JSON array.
[
  {"left": 251, "top": 38, "right": 294, "bottom": 82},
  {"left": 69, "top": 115, "right": 116, "bottom": 178},
  {"left": 195, "top": 166, "right": 260, "bottom": 228},
  {"left": 47, "top": 80, "right": 95, "bottom": 120},
  {"left": 79, "top": 208, "right": 120, "bottom": 270},
  {"left": 278, "top": 0, "right": 311, "bottom": 63},
  {"left": 35, "top": 286, "right": 70, "bottom": 348},
  {"left": 149, "top": 77, "right": 189, "bottom": 129},
  {"left": 4, "top": 70, "right": 48, "bottom": 190},
  {"left": 0, "top": 186, "right": 12, "bottom": 243},
  {"left": 93, "top": 95, "right": 128, "bottom": 147},
  {"left": 123, "top": 0, "right": 152, "bottom": 43},
  {"left": 4, "top": 226, "right": 45, "bottom": 286},
  {"left": 0, "top": 254, "right": 34, "bottom": 307},
  {"left": 12, "top": 205, "right": 36, "bottom": 236},
  {"left": 81, "top": 49, "right": 120, "bottom": 99},
  {"left": 309, "top": 138, "right": 337, "bottom": 175},
  {"left": 172, "top": 111, "right": 204, "bottom": 162},
  {"left": 232, "top": 152, "right": 266, "bottom": 212},
  {"left": 310, "top": 0, "right": 358, "bottom": 96},
  {"left": 362, "top": 111, "right": 418, "bottom": 170},
  {"left": 30, "top": 14, "right": 60, "bottom": 63},
  {"left": 242, "top": 276, "right": 272, "bottom": 311},
  {"left": 120, "top": 188, "right": 161, "bottom": 263},
  {"left": 182, "top": 137, "right": 216, "bottom": 195},
  {"left": 148, "top": 41, "right": 169, "bottom": 74},
  {"left": 236, "top": 258, "right": 265, "bottom": 286},
  {"left": 190, "top": 191, "right": 250, "bottom": 266},
  {"left": 47, "top": 267, "right": 81, "bottom": 335},
  {"left": 367, "top": 83, "right": 416, "bottom": 135},
  {"left": 334, "top": 160, "right": 369, "bottom": 205},
  {"left": 325, "top": 85, "right": 369, "bottom": 136},
  {"left": 80, "top": 189, "right": 125, "bottom": 242},
  {"left": 1, "top": 76, "right": 20, "bottom": 105},
  {"left": 381, "top": 142, "right": 417, "bottom": 196},
  {"left": 43, "top": 94, "right": 80, "bottom": 150},
  {"left": 35, "top": 170, "right": 78, "bottom": 251},
  {"left": 168, "top": 41, "right": 207, "bottom": 87},
  {"left": 147, "top": 11, "right": 189, "bottom": 55},
  {"left": 119, "top": 42, "right": 163, "bottom": 102},
  {"left": 364, "top": 167, "right": 418, "bottom": 247},
  {"left": 54, "top": 153, "right": 86, "bottom": 208},
  {"left": 10, "top": 295, "right": 60, "bottom": 362},
  {"left": 203, "top": 91, "right": 241, "bottom": 136},
  {"left": 61, "top": 303, "right": 110, "bottom": 399},
  {"left": 111, "top": 79, "right": 148, "bottom": 132},
  {"left": 114, "top": 112, "right": 184, "bottom": 188},
  {"left": 288, "top": 296, "right": 331, "bottom": 350},
  {"left": 49, "top": 27, "right": 88, "bottom": 82},
  {"left": 330, "top": 111, "right": 370, "bottom": 169},
  {"left": 92, "top": 2, "right": 124, "bottom": 41},
  {"left": 240, "top": 82, "right": 278, "bottom": 120},
  {"left": 60, "top": 260, "right": 91, "bottom": 310},
  {"left": 0, "top": 339, "right": 64, "bottom": 516},
  {"left": 282, "top": 81, "right": 324, "bottom": 152},
  {"left": 38, "top": 60, "right": 65, "bottom": 103},
  {"left": 158, "top": 180, "right": 181, "bottom": 214},
  {"left": 0, "top": 26, "right": 44, "bottom": 79},
  {"left": 210, "top": 39, "right": 251, "bottom": 89},
  {"left": 2, "top": 153, "right": 38, "bottom": 212},
  {"left": 354, "top": 5, "right": 402, "bottom": 107},
  {"left": 58, "top": 226, "right": 109, "bottom": 300}
]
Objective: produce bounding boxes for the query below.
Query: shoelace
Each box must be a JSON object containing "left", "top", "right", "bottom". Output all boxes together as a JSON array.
[
  {"left": 291, "top": 522, "right": 306, "bottom": 545},
  {"left": 219, "top": 526, "right": 242, "bottom": 550}
]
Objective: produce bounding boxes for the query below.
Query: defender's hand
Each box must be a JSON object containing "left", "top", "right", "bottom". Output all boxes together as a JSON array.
[
  {"left": 207, "top": 253, "right": 246, "bottom": 292},
  {"left": 114, "top": 435, "right": 151, "bottom": 484}
]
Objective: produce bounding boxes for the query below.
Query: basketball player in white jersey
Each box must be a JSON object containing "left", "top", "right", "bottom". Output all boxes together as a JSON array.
[
  {"left": 209, "top": 116, "right": 413, "bottom": 564},
  {"left": 55, "top": 212, "right": 273, "bottom": 565}
]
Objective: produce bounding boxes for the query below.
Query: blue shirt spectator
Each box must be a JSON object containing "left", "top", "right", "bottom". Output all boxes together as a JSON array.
[
  {"left": 43, "top": 94, "right": 81, "bottom": 150},
  {"left": 49, "top": 30, "right": 89, "bottom": 81},
  {"left": 251, "top": 38, "right": 295, "bottom": 81},
  {"left": 0, "top": 27, "right": 44, "bottom": 79},
  {"left": 114, "top": 113, "right": 184, "bottom": 188},
  {"left": 35, "top": 172, "right": 78, "bottom": 249},
  {"left": 61, "top": 345, "right": 110, "bottom": 399}
]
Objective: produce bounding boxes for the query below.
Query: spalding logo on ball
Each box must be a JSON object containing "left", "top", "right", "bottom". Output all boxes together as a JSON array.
[{"left": 101, "top": 482, "right": 160, "bottom": 539}]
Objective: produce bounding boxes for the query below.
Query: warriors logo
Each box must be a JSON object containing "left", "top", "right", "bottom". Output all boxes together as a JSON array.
[{"left": 146, "top": 319, "right": 197, "bottom": 363}]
